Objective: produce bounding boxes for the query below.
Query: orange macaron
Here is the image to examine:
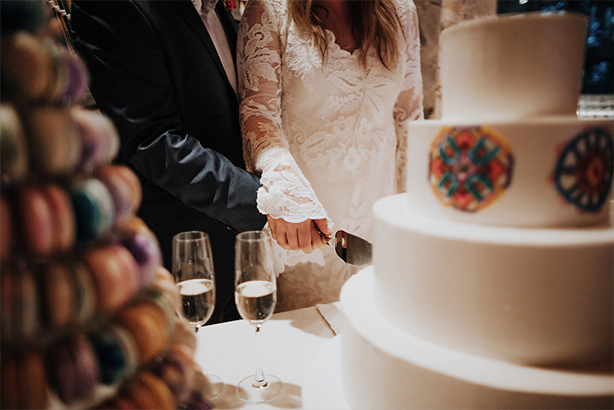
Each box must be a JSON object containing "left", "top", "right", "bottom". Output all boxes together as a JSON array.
[
  {"left": 114, "top": 298, "right": 171, "bottom": 365},
  {"left": 37, "top": 260, "right": 77, "bottom": 333},
  {"left": 82, "top": 243, "right": 141, "bottom": 313},
  {"left": 1, "top": 350, "right": 49, "bottom": 409},
  {"left": 124, "top": 370, "right": 176, "bottom": 410},
  {"left": 1, "top": 32, "right": 53, "bottom": 102}
]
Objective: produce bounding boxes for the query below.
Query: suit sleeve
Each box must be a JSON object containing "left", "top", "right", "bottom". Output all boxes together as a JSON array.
[{"left": 70, "top": 0, "right": 267, "bottom": 232}]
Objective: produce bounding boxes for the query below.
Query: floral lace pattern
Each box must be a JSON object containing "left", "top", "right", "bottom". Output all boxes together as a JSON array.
[{"left": 237, "top": 0, "right": 423, "bottom": 310}]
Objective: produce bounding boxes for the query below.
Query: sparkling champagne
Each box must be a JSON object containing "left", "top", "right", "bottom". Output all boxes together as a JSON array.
[
  {"left": 235, "top": 280, "right": 276, "bottom": 324},
  {"left": 177, "top": 278, "right": 215, "bottom": 327}
]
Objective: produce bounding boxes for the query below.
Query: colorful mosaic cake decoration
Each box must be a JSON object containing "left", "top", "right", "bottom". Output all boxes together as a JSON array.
[
  {"left": 428, "top": 126, "right": 514, "bottom": 213},
  {"left": 553, "top": 127, "right": 614, "bottom": 213}
]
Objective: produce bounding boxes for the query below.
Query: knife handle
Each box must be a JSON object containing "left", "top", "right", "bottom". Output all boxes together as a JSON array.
[{"left": 312, "top": 220, "right": 335, "bottom": 246}]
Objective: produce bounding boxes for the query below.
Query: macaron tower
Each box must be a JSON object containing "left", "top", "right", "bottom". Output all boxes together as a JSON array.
[{"left": 1, "top": 2, "right": 212, "bottom": 408}]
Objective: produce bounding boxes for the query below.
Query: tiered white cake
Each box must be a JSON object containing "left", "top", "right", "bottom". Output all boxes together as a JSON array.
[{"left": 340, "top": 11, "right": 614, "bottom": 409}]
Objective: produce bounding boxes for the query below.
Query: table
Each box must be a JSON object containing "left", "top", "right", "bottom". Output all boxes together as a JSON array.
[{"left": 193, "top": 305, "right": 337, "bottom": 409}]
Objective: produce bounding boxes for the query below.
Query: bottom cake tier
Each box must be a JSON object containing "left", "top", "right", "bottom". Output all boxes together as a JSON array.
[{"left": 340, "top": 269, "right": 614, "bottom": 410}]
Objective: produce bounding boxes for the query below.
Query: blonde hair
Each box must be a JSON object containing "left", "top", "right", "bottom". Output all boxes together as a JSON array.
[{"left": 288, "top": 0, "right": 402, "bottom": 68}]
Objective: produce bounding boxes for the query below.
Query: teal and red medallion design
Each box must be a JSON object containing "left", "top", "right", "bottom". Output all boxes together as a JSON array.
[
  {"left": 428, "top": 126, "right": 514, "bottom": 212},
  {"left": 553, "top": 127, "right": 613, "bottom": 213}
]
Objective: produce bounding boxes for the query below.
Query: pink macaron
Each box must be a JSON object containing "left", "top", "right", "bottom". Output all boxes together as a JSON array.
[
  {"left": 94, "top": 165, "right": 142, "bottom": 227},
  {"left": 15, "top": 184, "right": 54, "bottom": 256},
  {"left": 15, "top": 183, "right": 76, "bottom": 257}
]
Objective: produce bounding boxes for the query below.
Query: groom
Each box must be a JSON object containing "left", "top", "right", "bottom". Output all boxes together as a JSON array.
[{"left": 71, "top": 0, "right": 267, "bottom": 324}]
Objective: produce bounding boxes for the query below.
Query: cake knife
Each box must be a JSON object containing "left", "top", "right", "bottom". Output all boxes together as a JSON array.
[{"left": 315, "top": 224, "right": 373, "bottom": 267}]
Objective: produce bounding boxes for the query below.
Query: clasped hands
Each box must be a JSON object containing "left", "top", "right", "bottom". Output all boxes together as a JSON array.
[{"left": 267, "top": 215, "right": 331, "bottom": 254}]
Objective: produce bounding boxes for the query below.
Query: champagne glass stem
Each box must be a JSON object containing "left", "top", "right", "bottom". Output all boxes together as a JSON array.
[{"left": 253, "top": 324, "right": 267, "bottom": 388}]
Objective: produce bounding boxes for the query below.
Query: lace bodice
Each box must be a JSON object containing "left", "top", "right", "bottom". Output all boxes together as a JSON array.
[{"left": 237, "top": 0, "right": 423, "bottom": 308}]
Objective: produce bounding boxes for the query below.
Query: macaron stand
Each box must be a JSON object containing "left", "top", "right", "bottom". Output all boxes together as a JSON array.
[{"left": 1, "top": 1, "right": 214, "bottom": 408}]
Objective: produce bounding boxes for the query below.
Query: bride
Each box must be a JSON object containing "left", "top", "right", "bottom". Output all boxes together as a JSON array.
[{"left": 237, "top": 0, "right": 423, "bottom": 311}]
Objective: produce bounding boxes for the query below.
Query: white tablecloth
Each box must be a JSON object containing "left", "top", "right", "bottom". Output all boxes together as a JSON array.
[{"left": 194, "top": 304, "right": 338, "bottom": 409}]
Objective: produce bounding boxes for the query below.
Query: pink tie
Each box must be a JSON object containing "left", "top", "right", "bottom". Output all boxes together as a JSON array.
[{"left": 191, "top": 0, "right": 218, "bottom": 15}]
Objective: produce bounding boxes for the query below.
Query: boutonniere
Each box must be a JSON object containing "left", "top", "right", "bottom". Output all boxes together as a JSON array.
[{"left": 226, "top": 0, "right": 237, "bottom": 11}]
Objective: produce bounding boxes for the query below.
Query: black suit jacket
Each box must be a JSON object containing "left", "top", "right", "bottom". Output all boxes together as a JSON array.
[{"left": 71, "top": 0, "right": 267, "bottom": 323}]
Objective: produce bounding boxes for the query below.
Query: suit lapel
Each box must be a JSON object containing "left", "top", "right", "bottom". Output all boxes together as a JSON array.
[{"left": 170, "top": 0, "right": 229, "bottom": 81}]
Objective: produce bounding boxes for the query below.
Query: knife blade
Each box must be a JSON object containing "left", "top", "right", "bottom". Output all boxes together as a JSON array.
[{"left": 314, "top": 223, "right": 373, "bottom": 267}]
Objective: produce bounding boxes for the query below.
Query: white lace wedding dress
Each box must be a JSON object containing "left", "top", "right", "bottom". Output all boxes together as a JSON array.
[{"left": 237, "top": 0, "right": 423, "bottom": 311}]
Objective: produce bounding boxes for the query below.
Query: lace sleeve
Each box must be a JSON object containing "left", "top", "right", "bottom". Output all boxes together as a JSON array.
[
  {"left": 394, "top": 0, "right": 424, "bottom": 193},
  {"left": 237, "top": 0, "right": 328, "bottom": 223}
]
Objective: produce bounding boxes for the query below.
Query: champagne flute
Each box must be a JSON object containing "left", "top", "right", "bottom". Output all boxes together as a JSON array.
[
  {"left": 234, "top": 230, "right": 282, "bottom": 404},
  {"left": 172, "top": 231, "right": 223, "bottom": 400}
]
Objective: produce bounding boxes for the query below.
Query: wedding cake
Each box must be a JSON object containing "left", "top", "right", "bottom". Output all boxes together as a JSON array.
[{"left": 340, "top": 11, "right": 614, "bottom": 409}]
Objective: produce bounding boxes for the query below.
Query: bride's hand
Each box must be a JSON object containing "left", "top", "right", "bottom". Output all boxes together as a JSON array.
[{"left": 267, "top": 216, "right": 330, "bottom": 253}]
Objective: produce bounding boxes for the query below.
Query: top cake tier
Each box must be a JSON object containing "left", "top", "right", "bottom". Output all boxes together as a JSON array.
[{"left": 440, "top": 12, "right": 588, "bottom": 121}]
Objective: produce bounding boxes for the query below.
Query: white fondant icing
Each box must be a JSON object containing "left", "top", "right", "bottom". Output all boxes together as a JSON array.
[
  {"left": 372, "top": 194, "right": 613, "bottom": 366},
  {"left": 406, "top": 117, "right": 614, "bottom": 227},
  {"left": 340, "top": 270, "right": 614, "bottom": 410},
  {"left": 440, "top": 12, "right": 588, "bottom": 121}
]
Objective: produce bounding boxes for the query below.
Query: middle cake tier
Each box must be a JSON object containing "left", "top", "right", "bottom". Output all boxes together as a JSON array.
[
  {"left": 406, "top": 116, "right": 613, "bottom": 227},
  {"left": 372, "top": 194, "right": 613, "bottom": 367}
]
